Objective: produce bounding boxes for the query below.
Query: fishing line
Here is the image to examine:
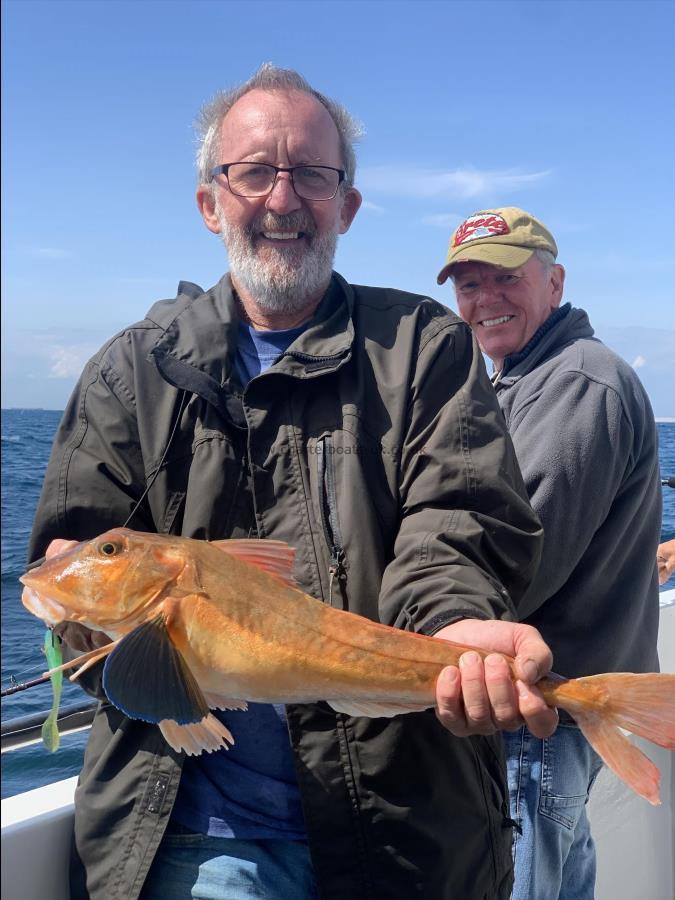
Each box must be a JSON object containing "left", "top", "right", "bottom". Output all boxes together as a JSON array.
[
  {"left": 121, "top": 388, "right": 189, "bottom": 528},
  {"left": 7, "top": 391, "right": 190, "bottom": 697},
  {"left": 1, "top": 655, "right": 70, "bottom": 697},
  {"left": 23, "top": 389, "right": 190, "bottom": 571},
  {"left": 1, "top": 673, "right": 53, "bottom": 697},
  {"left": 3, "top": 664, "right": 46, "bottom": 682}
]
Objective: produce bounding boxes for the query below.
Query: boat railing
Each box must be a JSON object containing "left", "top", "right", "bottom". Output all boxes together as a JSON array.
[{"left": 1, "top": 700, "right": 97, "bottom": 754}]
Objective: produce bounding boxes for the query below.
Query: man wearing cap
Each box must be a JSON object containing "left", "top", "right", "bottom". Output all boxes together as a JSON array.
[{"left": 437, "top": 207, "right": 662, "bottom": 900}]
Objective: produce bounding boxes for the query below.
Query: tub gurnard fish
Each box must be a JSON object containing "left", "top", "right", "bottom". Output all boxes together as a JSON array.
[{"left": 20, "top": 527, "right": 675, "bottom": 804}]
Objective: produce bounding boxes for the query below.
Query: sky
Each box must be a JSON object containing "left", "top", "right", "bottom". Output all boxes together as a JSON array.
[{"left": 2, "top": 0, "right": 674, "bottom": 415}]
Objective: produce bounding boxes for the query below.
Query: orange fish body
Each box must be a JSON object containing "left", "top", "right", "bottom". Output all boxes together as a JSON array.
[
  {"left": 20, "top": 528, "right": 675, "bottom": 805},
  {"left": 170, "top": 552, "right": 475, "bottom": 711}
]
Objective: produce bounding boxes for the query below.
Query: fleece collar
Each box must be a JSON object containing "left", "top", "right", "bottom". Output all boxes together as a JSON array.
[{"left": 495, "top": 303, "right": 595, "bottom": 386}]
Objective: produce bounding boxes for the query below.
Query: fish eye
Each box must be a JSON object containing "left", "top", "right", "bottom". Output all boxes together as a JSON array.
[{"left": 99, "top": 542, "right": 119, "bottom": 556}]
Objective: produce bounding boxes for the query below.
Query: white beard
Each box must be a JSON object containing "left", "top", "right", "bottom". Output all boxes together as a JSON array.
[{"left": 217, "top": 205, "right": 339, "bottom": 314}]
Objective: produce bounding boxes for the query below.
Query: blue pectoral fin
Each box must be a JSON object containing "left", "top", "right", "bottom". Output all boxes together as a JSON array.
[{"left": 102, "top": 616, "right": 209, "bottom": 725}]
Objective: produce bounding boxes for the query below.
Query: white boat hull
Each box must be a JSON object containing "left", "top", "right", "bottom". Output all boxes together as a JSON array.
[
  {"left": 590, "top": 598, "right": 675, "bottom": 900},
  {"left": 1, "top": 776, "right": 76, "bottom": 900}
]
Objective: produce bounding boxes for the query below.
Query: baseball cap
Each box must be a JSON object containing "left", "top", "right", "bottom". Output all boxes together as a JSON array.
[{"left": 437, "top": 207, "right": 558, "bottom": 285}]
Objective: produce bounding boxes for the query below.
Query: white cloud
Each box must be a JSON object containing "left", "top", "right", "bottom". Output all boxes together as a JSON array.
[
  {"left": 421, "top": 213, "right": 463, "bottom": 228},
  {"left": 2, "top": 327, "right": 123, "bottom": 407},
  {"left": 602, "top": 327, "right": 675, "bottom": 373},
  {"left": 360, "top": 200, "right": 386, "bottom": 214},
  {"left": 47, "top": 343, "right": 98, "bottom": 379},
  {"left": 116, "top": 276, "right": 172, "bottom": 286},
  {"left": 358, "top": 165, "right": 551, "bottom": 199},
  {"left": 580, "top": 251, "right": 675, "bottom": 273},
  {"left": 29, "top": 247, "right": 72, "bottom": 260},
  {"left": 600, "top": 326, "right": 675, "bottom": 417}
]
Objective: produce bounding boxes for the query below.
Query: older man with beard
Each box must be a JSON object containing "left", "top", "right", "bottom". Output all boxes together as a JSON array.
[{"left": 28, "top": 67, "right": 556, "bottom": 900}]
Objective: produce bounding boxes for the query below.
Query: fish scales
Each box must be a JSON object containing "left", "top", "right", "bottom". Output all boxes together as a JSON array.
[{"left": 169, "top": 545, "right": 449, "bottom": 704}]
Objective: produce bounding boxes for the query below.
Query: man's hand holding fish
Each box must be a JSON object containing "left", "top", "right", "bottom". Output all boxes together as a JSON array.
[{"left": 434, "top": 619, "right": 556, "bottom": 739}]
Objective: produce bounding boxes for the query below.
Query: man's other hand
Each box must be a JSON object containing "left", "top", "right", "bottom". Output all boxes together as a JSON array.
[{"left": 657, "top": 539, "right": 675, "bottom": 585}]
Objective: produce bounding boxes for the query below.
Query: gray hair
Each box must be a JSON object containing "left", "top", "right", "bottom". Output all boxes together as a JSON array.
[
  {"left": 195, "top": 63, "right": 363, "bottom": 191},
  {"left": 534, "top": 248, "right": 557, "bottom": 271}
]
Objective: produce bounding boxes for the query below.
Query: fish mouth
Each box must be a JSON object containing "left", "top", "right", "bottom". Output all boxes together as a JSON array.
[
  {"left": 20, "top": 585, "right": 67, "bottom": 626},
  {"left": 19, "top": 541, "right": 85, "bottom": 597}
]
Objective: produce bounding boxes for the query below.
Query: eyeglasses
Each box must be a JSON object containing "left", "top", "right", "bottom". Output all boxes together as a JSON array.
[{"left": 209, "top": 162, "right": 345, "bottom": 201}]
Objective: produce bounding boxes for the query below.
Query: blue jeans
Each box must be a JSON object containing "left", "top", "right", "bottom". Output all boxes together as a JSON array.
[
  {"left": 140, "top": 824, "right": 318, "bottom": 899},
  {"left": 503, "top": 724, "right": 603, "bottom": 900}
]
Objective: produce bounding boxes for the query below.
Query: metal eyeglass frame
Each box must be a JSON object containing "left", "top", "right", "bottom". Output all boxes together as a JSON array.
[{"left": 209, "top": 163, "right": 346, "bottom": 200}]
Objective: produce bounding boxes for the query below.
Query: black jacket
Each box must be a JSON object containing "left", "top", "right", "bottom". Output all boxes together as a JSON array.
[{"left": 29, "top": 273, "right": 543, "bottom": 899}]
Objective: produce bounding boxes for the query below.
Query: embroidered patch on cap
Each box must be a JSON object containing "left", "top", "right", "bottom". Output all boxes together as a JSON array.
[{"left": 453, "top": 213, "right": 510, "bottom": 248}]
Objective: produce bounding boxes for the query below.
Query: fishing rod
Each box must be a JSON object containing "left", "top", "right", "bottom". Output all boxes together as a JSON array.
[
  {"left": 1, "top": 672, "right": 53, "bottom": 698},
  {"left": 663, "top": 476, "right": 675, "bottom": 488},
  {"left": 1, "top": 699, "right": 97, "bottom": 753}
]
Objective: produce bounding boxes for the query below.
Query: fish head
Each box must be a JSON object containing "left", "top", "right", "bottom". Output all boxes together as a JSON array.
[{"left": 20, "top": 528, "right": 186, "bottom": 632}]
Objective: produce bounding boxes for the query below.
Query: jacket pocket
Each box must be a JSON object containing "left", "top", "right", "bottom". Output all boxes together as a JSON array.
[
  {"left": 316, "top": 434, "right": 347, "bottom": 607},
  {"left": 161, "top": 490, "right": 186, "bottom": 535}
]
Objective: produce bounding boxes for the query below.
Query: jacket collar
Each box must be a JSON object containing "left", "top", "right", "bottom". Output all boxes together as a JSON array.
[
  {"left": 269, "top": 273, "right": 354, "bottom": 379},
  {"left": 147, "top": 272, "right": 355, "bottom": 414}
]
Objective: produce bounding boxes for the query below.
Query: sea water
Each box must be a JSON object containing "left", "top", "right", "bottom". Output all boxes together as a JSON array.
[{"left": 2, "top": 408, "right": 675, "bottom": 799}]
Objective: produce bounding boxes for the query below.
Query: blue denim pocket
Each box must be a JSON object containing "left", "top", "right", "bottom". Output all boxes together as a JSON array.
[{"left": 538, "top": 725, "right": 598, "bottom": 829}]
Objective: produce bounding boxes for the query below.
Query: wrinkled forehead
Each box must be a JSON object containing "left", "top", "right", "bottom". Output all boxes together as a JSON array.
[{"left": 219, "top": 88, "right": 342, "bottom": 163}]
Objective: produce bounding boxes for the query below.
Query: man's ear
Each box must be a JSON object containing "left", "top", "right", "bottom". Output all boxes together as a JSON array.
[
  {"left": 550, "top": 263, "right": 566, "bottom": 308},
  {"left": 338, "top": 188, "right": 362, "bottom": 234},
  {"left": 197, "top": 185, "right": 221, "bottom": 235}
]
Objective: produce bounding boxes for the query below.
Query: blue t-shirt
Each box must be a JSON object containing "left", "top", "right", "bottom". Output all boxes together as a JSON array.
[
  {"left": 234, "top": 320, "right": 307, "bottom": 385},
  {"left": 171, "top": 320, "right": 308, "bottom": 839}
]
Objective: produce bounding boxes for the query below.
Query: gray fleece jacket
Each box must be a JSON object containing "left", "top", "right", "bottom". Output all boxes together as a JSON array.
[{"left": 493, "top": 304, "right": 661, "bottom": 678}]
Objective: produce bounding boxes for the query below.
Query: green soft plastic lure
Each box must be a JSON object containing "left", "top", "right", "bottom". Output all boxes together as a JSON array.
[{"left": 41, "top": 629, "right": 63, "bottom": 752}]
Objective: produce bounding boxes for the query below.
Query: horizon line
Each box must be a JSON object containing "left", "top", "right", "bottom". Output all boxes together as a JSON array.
[{"left": 3, "top": 407, "right": 675, "bottom": 423}]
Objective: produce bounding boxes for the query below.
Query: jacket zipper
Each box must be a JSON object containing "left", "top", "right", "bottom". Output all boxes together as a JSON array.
[{"left": 316, "top": 436, "right": 347, "bottom": 606}]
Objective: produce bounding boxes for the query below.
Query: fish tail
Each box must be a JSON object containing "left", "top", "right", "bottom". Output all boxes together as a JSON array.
[
  {"left": 551, "top": 673, "right": 675, "bottom": 805},
  {"left": 569, "top": 708, "right": 662, "bottom": 804}
]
